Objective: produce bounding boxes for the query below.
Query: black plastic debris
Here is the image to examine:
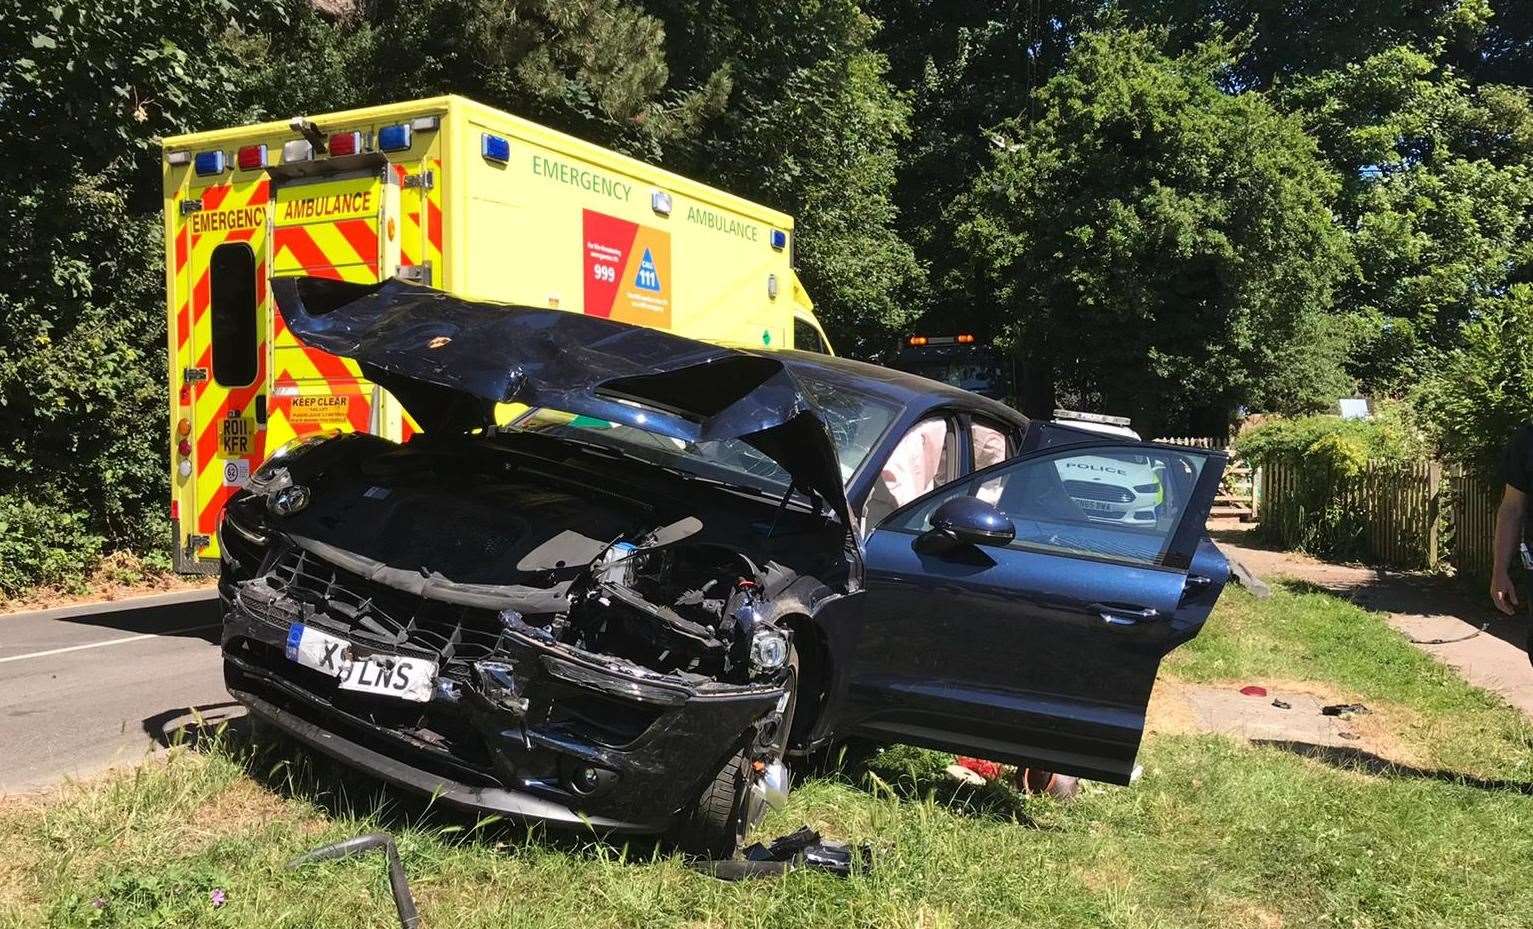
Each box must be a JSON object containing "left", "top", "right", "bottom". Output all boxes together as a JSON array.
[
  {"left": 1321, "top": 703, "right": 1370, "bottom": 717},
  {"left": 289, "top": 832, "right": 420, "bottom": 929},
  {"left": 1271, "top": 699, "right": 1292, "bottom": 710},
  {"left": 692, "top": 826, "right": 871, "bottom": 881}
]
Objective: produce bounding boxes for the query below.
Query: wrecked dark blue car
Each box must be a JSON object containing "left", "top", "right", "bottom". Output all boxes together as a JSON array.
[{"left": 218, "top": 277, "right": 1229, "bottom": 856}]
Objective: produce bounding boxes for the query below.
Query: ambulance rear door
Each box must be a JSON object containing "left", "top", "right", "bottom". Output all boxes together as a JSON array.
[
  {"left": 176, "top": 162, "right": 272, "bottom": 569},
  {"left": 267, "top": 153, "right": 404, "bottom": 447}
]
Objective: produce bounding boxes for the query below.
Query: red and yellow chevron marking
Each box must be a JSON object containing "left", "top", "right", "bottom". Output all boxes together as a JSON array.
[
  {"left": 389, "top": 158, "right": 441, "bottom": 442},
  {"left": 186, "top": 179, "right": 272, "bottom": 540}
]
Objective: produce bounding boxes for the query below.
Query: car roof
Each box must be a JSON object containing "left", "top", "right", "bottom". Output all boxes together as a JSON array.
[{"left": 773, "top": 350, "right": 1028, "bottom": 427}]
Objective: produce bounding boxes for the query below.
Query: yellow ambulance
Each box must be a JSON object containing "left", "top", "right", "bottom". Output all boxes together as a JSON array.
[{"left": 162, "top": 95, "right": 833, "bottom": 573}]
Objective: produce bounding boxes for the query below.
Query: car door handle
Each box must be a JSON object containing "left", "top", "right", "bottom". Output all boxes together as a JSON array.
[{"left": 1090, "top": 603, "right": 1160, "bottom": 626}]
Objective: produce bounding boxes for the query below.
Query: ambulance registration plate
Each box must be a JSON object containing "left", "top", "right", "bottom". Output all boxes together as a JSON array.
[
  {"left": 284, "top": 623, "right": 436, "bottom": 702},
  {"left": 219, "top": 414, "right": 256, "bottom": 457}
]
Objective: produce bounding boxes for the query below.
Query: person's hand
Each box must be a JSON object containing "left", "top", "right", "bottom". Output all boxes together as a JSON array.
[{"left": 1491, "top": 570, "right": 1520, "bottom": 615}]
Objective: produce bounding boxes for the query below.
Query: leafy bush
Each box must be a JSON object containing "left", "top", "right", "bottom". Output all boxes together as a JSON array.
[
  {"left": 1235, "top": 407, "right": 1425, "bottom": 560},
  {"left": 1233, "top": 405, "right": 1424, "bottom": 464},
  {"left": 0, "top": 496, "right": 104, "bottom": 597},
  {"left": 1415, "top": 284, "right": 1533, "bottom": 479}
]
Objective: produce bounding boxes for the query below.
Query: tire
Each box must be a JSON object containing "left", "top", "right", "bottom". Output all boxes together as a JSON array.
[
  {"left": 674, "top": 750, "right": 752, "bottom": 859},
  {"left": 673, "top": 646, "right": 798, "bottom": 859}
]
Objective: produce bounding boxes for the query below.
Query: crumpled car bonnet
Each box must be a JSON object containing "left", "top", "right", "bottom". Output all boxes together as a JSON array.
[{"left": 271, "top": 277, "right": 856, "bottom": 554}]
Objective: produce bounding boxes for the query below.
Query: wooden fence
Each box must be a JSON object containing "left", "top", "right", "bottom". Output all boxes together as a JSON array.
[
  {"left": 1156, "top": 435, "right": 1253, "bottom": 519},
  {"left": 1254, "top": 456, "right": 1500, "bottom": 577}
]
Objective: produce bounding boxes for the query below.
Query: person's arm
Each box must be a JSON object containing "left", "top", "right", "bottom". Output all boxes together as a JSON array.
[{"left": 1491, "top": 484, "right": 1527, "bottom": 615}]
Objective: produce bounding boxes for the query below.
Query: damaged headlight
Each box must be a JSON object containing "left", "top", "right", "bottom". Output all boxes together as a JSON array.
[{"left": 749, "top": 628, "right": 789, "bottom": 674}]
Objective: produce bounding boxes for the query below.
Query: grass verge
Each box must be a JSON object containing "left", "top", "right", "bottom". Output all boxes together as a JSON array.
[{"left": 3, "top": 583, "right": 1531, "bottom": 928}]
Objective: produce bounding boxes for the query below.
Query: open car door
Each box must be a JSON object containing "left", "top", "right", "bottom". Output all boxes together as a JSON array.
[{"left": 843, "top": 435, "right": 1228, "bottom": 784}]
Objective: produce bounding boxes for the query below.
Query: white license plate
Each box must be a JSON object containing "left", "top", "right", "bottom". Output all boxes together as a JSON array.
[{"left": 284, "top": 623, "right": 436, "bottom": 702}]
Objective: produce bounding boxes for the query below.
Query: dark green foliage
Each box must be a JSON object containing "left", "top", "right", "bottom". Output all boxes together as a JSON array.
[
  {"left": 955, "top": 29, "right": 1350, "bottom": 433},
  {"left": 1280, "top": 44, "right": 1533, "bottom": 393},
  {"left": 7, "top": 1, "right": 1533, "bottom": 592},
  {"left": 1415, "top": 285, "right": 1533, "bottom": 478},
  {"left": 647, "top": 0, "right": 922, "bottom": 351},
  {"left": 0, "top": 0, "right": 265, "bottom": 595},
  {"left": 1233, "top": 409, "right": 1424, "bottom": 466}
]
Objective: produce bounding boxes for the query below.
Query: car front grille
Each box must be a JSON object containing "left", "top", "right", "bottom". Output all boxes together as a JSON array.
[
  {"left": 1063, "top": 480, "right": 1135, "bottom": 503},
  {"left": 264, "top": 544, "right": 509, "bottom": 673}
]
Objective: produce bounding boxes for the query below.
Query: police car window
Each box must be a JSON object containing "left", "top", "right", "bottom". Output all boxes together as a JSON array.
[
  {"left": 210, "top": 243, "right": 258, "bottom": 387},
  {"left": 794, "top": 319, "right": 826, "bottom": 354},
  {"left": 887, "top": 445, "right": 1206, "bottom": 569}
]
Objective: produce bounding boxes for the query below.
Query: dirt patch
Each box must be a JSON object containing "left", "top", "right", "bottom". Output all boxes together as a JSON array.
[
  {"left": 0, "top": 551, "right": 212, "bottom": 616},
  {"left": 1151, "top": 677, "right": 1426, "bottom": 768},
  {"left": 1213, "top": 526, "right": 1533, "bottom": 721}
]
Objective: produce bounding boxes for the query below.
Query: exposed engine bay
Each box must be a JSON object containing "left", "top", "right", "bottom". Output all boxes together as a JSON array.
[
  {"left": 218, "top": 429, "right": 834, "bottom": 844},
  {"left": 569, "top": 539, "right": 794, "bottom": 684}
]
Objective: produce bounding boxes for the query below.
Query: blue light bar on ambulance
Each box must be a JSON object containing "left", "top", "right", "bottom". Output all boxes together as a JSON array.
[
  {"left": 481, "top": 133, "right": 511, "bottom": 164},
  {"left": 378, "top": 123, "right": 412, "bottom": 152},
  {"left": 769, "top": 229, "right": 788, "bottom": 251},
  {"left": 194, "top": 150, "right": 226, "bottom": 176}
]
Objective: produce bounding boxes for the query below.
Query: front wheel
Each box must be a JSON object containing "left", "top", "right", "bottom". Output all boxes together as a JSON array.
[{"left": 672, "top": 647, "right": 798, "bottom": 858}]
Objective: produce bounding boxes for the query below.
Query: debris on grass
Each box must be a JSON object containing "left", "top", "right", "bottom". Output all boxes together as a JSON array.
[
  {"left": 692, "top": 825, "right": 871, "bottom": 881},
  {"left": 1322, "top": 703, "right": 1371, "bottom": 717},
  {"left": 289, "top": 832, "right": 420, "bottom": 929}
]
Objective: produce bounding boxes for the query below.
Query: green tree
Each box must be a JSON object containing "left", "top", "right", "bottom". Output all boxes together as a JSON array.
[
  {"left": 956, "top": 28, "right": 1351, "bottom": 432},
  {"left": 1416, "top": 285, "right": 1533, "bottom": 476},
  {"left": 356, "top": 0, "right": 729, "bottom": 159},
  {"left": 1110, "top": 0, "right": 1492, "bottom": 87},
  {"left": 0, "top": 0, "right": 267, "bottom": 591},
  {"left": 649, "top": 0, "right": 923, "bottom": 351},
  {"left": 1281, "top": 45, "right": 1533, "bottom": 392}
]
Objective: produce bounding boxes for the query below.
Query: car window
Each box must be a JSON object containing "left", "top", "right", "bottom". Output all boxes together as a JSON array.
[
  {"left": 970, "top": 419, "right": 1012, "bottom": 506},
  {"left": 793, "top": 318, "right": 827, "bottom": 354},
  {"left": 864, "top": 417, "right": 958, "bottom": 529},
  {"left": 886, "top": 445, "right": 1208, "bottom": 568}
]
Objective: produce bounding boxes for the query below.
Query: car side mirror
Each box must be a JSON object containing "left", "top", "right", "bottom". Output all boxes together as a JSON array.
[{"left": 929, "top": 496, "right": 1015, "bottom": 547}]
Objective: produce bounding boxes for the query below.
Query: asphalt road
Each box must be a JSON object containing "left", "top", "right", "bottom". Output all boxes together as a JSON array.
[{"left": 0, "top": 589, "right": 241, "bottom": 794}]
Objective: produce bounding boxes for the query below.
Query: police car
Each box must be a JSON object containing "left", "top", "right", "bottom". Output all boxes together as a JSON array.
[{"left": 1052, "top": 411, "right": 1164, "bottom": 524}]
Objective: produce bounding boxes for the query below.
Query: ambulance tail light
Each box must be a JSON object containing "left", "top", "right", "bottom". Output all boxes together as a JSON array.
[
  {"left": 282, "top": 139, "right": 314, "bottom": 163},
  {"left": 378, "top": 123, "right": 412, "bottom": 152},
  {"left": 194, "top": 151, "right": 226, "bottom": 176},
  {"left": 908, "top": 336, "right": 928, "bottom": 346},
  {"left": 957, "top": 333, "right": 976, "bottom": 344},
  {"left": 328, "top": 131, "right": 364, "bottom": 157},
  {"left": 176, "top": 417, "right": 192, "bottom": 438},
  {"left": 177, "top": 438, "right": 193, "bottom": 457},
  {"left": 236, "top": 144, "right": 267, "bottom": 171},
  {"left": 170, "top": 500, "right": 179, "bottom": 521}
]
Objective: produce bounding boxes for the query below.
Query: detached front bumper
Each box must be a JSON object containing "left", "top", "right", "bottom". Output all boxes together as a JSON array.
[{"left": 221, "top": 580, "right": 787, "bottom": 833}]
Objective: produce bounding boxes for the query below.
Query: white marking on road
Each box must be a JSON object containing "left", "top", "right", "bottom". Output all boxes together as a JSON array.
[{"left": 0, "top": 624, "right": 220, "bottom": 664}]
